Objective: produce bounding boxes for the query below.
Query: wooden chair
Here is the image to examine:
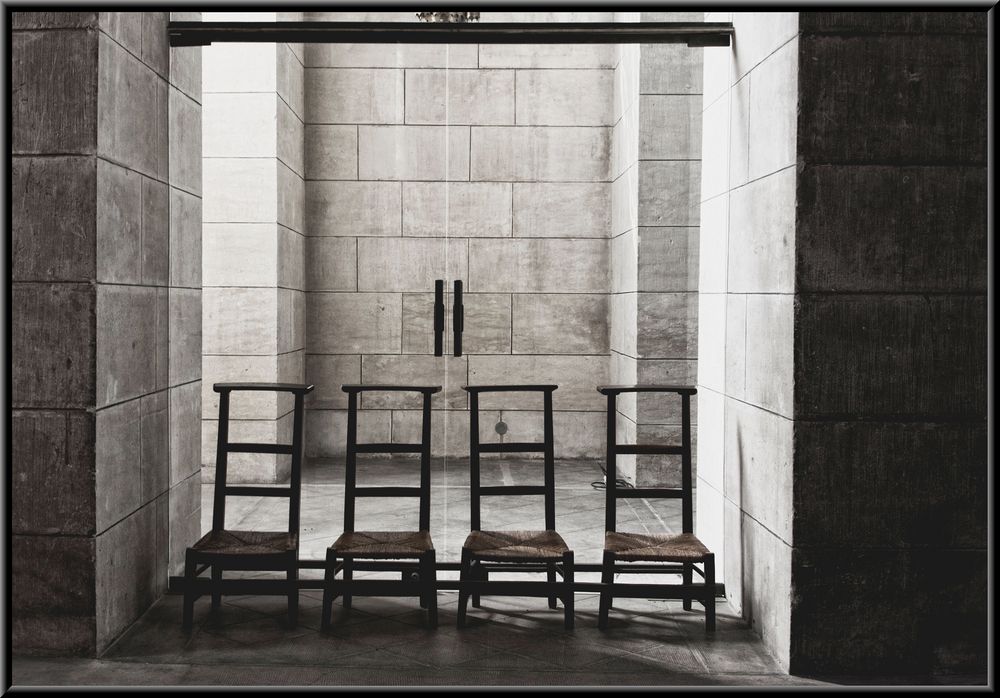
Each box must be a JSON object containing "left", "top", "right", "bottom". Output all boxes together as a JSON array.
[
  {"left": 597, "top": 385, "right": 716, "bottom": 632},
  {"left": 321, "top": 385, "right": 440, "bottom": 629},
  {"left": 182, "top": 382, "right": 314, "bottom": 631},
  {"left": 457, "top": 385, "right": 575, "bottom": 630}
]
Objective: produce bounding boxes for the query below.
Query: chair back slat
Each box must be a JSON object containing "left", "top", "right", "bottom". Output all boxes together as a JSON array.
[
  {"left": 600, "top": 385, "right": 696, "bottom": 534},
  {"left": 212, "top": 383, "right": 314, "bottom": 537},
  {"left": 465, "top": 385, "right": 558, "bottom": 532},
  {"left": 341, "top": 385, "right": 440, "bottom": 533}
]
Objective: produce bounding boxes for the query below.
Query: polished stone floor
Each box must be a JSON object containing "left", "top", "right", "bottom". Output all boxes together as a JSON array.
[{"left": 12, "top": 458, "right": 824, "bottom": 687}]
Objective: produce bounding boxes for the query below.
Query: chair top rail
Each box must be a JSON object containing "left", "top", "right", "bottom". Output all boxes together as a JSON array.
[
  {"left": 597, "top": 384, "right": 696, "bottom": 396},
  {"left": 463, "top": 384, "right": 558, "bottom": 393},
  {"left": 342, "top": 384, "right": 442, "bottom": 394},
  {"left": 214, "top": 382, "right": 315, "bottom": 395}
]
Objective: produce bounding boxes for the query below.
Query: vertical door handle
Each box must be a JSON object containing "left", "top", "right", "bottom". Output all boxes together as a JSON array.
[
  {"left": 453, "top": 280, "right": 464, "bottom": 357},
  {"left": 433, "top": 280, "right": 444, "bottom": 357}
]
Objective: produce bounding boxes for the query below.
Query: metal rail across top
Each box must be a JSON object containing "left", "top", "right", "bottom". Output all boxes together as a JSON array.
[{"left": 167, "top": 21, "right": 734, "bottom": 47}]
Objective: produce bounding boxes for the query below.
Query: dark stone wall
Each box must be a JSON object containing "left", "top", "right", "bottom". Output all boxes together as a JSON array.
[
  {"left": 11, "top": 11, "right": 203, "bottom": 656},
  {"left": 11, "top": 14, "right": 102, "bottom": 655},
  {"left": 789, "top": 11, "right": 988, "bottom": 677}
]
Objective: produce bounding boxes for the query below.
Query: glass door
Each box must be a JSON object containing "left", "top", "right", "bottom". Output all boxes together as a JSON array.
[
  {"left": 302, "top": 29, "right": 470, "bottom": 560},
  {"left": 296, "top": 11, "right": 699, "bottom": 566}
]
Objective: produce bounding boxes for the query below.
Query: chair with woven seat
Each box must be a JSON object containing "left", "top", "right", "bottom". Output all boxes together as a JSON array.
[
  {"left": 182, "top": 382, "right": 314, "bottom": 631},
  {"left": 321, "top": 385, "right": 440, "bottom": 629},
  {"left": 597, "top": 384, "right": 716, "bottom": 632},
  {"left": 457, "top": 385, "right": 575, "bottom": 630}
]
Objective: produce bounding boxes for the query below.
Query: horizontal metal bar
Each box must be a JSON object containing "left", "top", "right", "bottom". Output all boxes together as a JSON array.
[
  {"left": 226, "top": 442, "right": 294, "bottom": 455},
  {"left": 353, "top": 486, "right": 421, "bottom": 497},
  {"left": 328, "top": 580, "right": 426, "bottom": 596},
  {"left": 354, "top": 443, "right": 423, "bottom": 454},
  {"left": 575, "top": 582, "right": 722, "bottom": 599},
  {"left": 300, "top": 559, "right": 418, "bottom": 570},
  {"left": 614, "top": 488, "right": 684, "bottom": 499},
  {"left": 168, "top": 576, "right": 725, "bottom": 598},
  {"left": 172, "top": 578, "right": 305, "bottom": 595},
  {"left": 479, "top": 485, "right": 547, "bottom": 496},
  {"left": 614, "top": 444, "right": 684, "bottom": 455},
  {"left": 168, "top": 21, "right": 734, "bottom": 48},
  {"left": 183, "top": 556, "right": 295, "bottom": 571},
  {"left": 297, "top": 560, "right": 690, "bottom": 574},
  {"left": 225, "top": 486, "right": 292, "bottom": 498},
  {"left": 477, "top": 442, "right": 546, "bottom": 453}
]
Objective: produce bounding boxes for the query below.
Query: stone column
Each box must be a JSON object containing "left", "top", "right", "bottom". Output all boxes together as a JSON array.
[
  {"left": 11, "top": 11, "right": 202, "bottom": 655},
  {"left": 610, "top": 11, "right": 702, "bottom": 486},
  {"left": 697, "top": 10, "right": 800, "bottom": 669},
  {"left": 633, "top": 12, "right": 703, "bottom": 487},
  {"left": 697, "top": 10, "right": 987, "bottom": 675},
  {"left": 610, "top": 12, "right": 642, "bottom": 483},
  {"left": 201, "top": 11, "right": 305, "bottom": 484}
]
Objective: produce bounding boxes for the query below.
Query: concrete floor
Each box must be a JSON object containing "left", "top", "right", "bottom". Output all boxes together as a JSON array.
[{"left": 12, "top": 459, "right": 827, "bottom": 687}]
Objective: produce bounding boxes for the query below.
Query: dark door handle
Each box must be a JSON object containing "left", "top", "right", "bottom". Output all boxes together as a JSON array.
[
  {"left": 453, "top": 280, "right": 464, "bottom": 357},
  {"left": 433, "top": 279, "right": 444, "bottom": 357}
]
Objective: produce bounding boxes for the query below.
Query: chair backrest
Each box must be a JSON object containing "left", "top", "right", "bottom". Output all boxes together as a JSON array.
[
  {"left": 341, "top": 384, "right": 440, "bottom": 532},
  {"left": 597, "top": 385, "right": 697, "bottom": 534},
  {"left": 464, "top": 385, "right": 558, "bottom": 531},
  {"left": 212, "top": 382, "right": 315, "bottom": 538}
]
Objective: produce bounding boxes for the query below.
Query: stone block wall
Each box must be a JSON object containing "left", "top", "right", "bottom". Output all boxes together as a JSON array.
[
  {"left": 300, "top": 11, "right": 616, "bottom": 460},
  {"left": 696, "top": 11, "right": 800, "bottom": 668},
  {"left": 201, "top": 12, "right": 305, "bottom": 483},
  {"left": 11, "top": 11, "right": 202, "bottom": 655}
]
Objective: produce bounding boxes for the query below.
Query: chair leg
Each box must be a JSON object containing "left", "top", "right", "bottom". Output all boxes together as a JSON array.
[
  {"left": 547, "top": 562, "right": 558, "bottom": 609},
  {"left": 287, "top": 556, "right": 299, "bottom": 629},
  {"left": 321, "top": 549, "right": 336, "bottom": 631},
  {"left": 598, "top": 550, "right": 615, "bottom": 630},
  {"left": 182, "top": 549, "right": 197, "bottom": 632},
  {"left": 457, "top": 548, "right": 472, "bottom": 628},
  {"left": 682, "top": 562, "right": 693, "bottom": 611},
  {"left": 562, "top": 551, "right": 574, "bottom": 631},
  {"left": 472, "top": 560, "right": 484, "bottom": 608},
  {"left": 418, "top": 561, "right": 428, "bottom": 609},
  {"left": 342, "top": 558, "right": 353, "bottom": 609},
  {"left": 211, "top": 564, "right": 222, "bottom": 610},
  {"left": 704, "top": 554, "right": 716, "bottom": 632},
  {"left": 424, "top": 550, "right": 438, "bottom": 629}
]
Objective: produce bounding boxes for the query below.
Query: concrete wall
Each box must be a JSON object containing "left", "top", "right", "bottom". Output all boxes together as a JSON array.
[
  {"left": 610, "top": 11, "right": 703, "bottom": 486},
  {"left": 300, "top": 11, "right": 615, "bottom": 460},
  {"left": 201, "top": 12, "right": 306, "bottom": 483},
  {"left": 11, "top": 11, "right": 202, "bottom": 655},
  {"left": 789, "top": 12, "right": 988, "bottom": 676},
  {"left": 696, "top": 11, "right": 800, "bottom": 668},
  {"left": 697, "top": 10, "right": 988, "bottom": 676}
]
